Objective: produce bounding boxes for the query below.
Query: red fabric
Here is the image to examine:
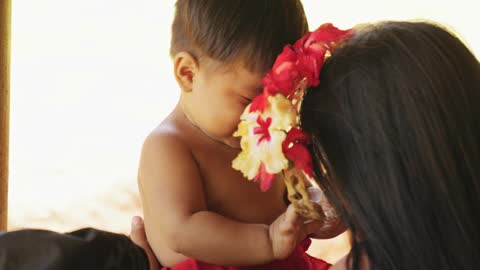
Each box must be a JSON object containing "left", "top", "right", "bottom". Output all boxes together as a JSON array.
[{"left": 162, "top": 239, "right": 331, "bottom": 270}]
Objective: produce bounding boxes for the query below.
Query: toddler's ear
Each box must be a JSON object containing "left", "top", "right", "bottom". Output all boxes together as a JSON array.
[{"left": 173, "top": 52, "right": 198, "bottom": 93}]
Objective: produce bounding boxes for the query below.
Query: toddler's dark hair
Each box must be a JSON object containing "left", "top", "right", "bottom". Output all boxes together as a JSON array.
[{"left": 170, "top": 0, "right": 309, "bottom": 73}]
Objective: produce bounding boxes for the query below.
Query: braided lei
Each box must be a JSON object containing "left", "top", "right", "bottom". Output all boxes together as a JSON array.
[{"left": 232, "top": 23, "right": 352, "bottom": 192}]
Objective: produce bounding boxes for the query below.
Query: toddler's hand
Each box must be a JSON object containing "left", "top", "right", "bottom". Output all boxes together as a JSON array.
[{"left": 268, "top": 204, "right": 324, "bottom": 260}]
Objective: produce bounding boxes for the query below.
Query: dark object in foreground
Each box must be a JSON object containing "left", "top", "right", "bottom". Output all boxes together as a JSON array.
[{"left": 0, "top": 228, "right": 149, "bottom": 270}]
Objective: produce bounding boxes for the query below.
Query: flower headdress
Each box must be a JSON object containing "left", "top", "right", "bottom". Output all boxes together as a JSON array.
[{"left": 232, "top": 23, "right": 351, "bottom": 220}]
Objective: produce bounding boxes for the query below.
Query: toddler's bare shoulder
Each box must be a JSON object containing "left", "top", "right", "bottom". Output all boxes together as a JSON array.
[
  {"left": 139, "top": 124, "right": 198, "bottom": 176},
  {"left": 143, "top": 123, "right": 190, "bottom": 152},
  {"left": 138, "top": 124, "right": 207, "bottom": 223}
]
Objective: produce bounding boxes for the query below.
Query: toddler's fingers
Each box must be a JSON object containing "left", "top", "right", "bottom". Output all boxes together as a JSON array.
[{"left": 280, "top": 204, "right": 303, "bottom": 233}]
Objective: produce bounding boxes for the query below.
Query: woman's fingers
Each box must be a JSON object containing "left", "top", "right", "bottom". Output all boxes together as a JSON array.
[
  {"left": 298, "top": 219, "right": 323, "bottom": 242},
  {"left": 130, "top": 216, "right": 147, "bottom": 244},
  {"left": 130, "top": 216, "right": 161, "bottom": 270},
  {"left": 303, "top": 220, "right": 325, "bottom": 235},
  {"left": 308, "top": 218, "right": 347, "bottom": 239}
]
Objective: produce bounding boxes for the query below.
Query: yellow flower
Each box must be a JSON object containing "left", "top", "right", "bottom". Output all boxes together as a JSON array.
[
  {"left": 232, "top": 94, "right": 298, "bottom": 181},
  {"left": 232, "top": 125, "right": 288, "bottom": 180},
  {"left": 268, "top": 94, "right": 297, "bottom": 130}
]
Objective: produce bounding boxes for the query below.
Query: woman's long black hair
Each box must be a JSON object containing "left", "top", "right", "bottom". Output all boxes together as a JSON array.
[{"left": 301, "top": 21, "right": 480, "bottom": 270}]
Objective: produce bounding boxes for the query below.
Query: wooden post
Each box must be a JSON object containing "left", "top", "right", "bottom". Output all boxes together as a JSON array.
[{"left": 0, "top": 0, "right": 11, "bottom": 231}]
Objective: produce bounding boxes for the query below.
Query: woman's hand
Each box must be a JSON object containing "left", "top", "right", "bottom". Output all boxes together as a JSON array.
[
  {"left": 268, "top": 204, "right": 325, "bottom": 260},
  {"left": 130, "top": 216, "right": 161, "bottom": 270},
  {"left": 308, "top": 217, "right": 347, "bottom": 240}
]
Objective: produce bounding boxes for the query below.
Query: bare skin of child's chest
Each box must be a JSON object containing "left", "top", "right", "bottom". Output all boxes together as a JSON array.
[
  {"left": 169, "top": 109, "right": 287, "bottom": 225},
  {"left": 193, "top": 145, "right": 287, "bottom": 225}
]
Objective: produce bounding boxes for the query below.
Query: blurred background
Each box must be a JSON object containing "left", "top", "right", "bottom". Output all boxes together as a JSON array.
[{"left": 8, "top": 0, "right": 478, "bottom": 263}]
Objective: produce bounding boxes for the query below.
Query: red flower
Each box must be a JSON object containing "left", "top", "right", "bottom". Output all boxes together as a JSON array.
[
  {"left": 307, "top": 23, "right": 352, "bottom": 51},
  {"left": 249, "top": 93, "right": 268, "bottom": 113},
  {"left": 282, "top": 128, "right": 313, "bottom": 177},
  {"left": 262, "top": 45, "right": 300, "bottom": 97},
  {"left": 253, "top": 116, "right": 272, "bottom": 144},
  {"left": 296, "top": 49, "right": 326, "bottom": 87},
  {"left": 254, "top": 164, "right": 276, "bottom": 192},
  {"left": 293, "top": 23, "right": 352, "bottom": 87}
]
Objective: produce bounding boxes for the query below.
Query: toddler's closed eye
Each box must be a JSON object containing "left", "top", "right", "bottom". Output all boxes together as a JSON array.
[{"left": 241, "top": 96, "right": 252, "bottom": 103}]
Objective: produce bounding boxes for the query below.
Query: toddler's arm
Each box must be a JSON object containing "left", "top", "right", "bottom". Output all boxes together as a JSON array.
[{"left": 138, "top": 132, "right": 319, "bottom": 266}]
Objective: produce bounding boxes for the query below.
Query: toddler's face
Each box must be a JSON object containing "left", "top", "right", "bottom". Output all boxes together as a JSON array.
[{"left": 188, "top": 61, "right": 263, "bottom": 148}]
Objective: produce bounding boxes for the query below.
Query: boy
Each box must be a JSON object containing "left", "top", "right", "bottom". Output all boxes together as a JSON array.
[{"left": 138, "top": 1, "right": 327, "bottom": 268}]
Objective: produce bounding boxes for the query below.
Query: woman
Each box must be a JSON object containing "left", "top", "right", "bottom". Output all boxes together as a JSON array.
[{"left": 301, "top": 21, "right": 480, "bottom": 270}]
